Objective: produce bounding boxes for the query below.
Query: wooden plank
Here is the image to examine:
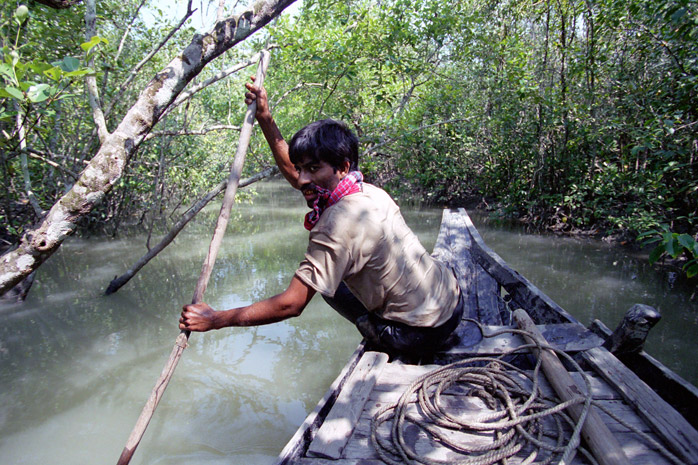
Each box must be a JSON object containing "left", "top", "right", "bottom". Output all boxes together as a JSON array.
[
  {"left": 276, "top": 343, "right": 367, "bottom": 465},
  {"left": 374, "top": 364, "right": 621, "bottom": 400},
  {"left": 307, "top": 351, "right": 389, "bottom": 459},
  {"left": 346, "top": 399, "right": 670, "bottom": 465},
  {"left": 430, "top": 209, "right": 453, "bottom": 264},
  {"left": 581, "top": 346, "right": 698, "bottom": 464},
  {"left": 475, "top": 266, "right": 503, "bottom": 324},
  {"left": 590, "top": 318, "right": 698, "bottom": 429},
  {"left": 295, "top": 459, "right": 385, "bottom": 465},
  {"left": 447, "top": 323, "right": 603, "bottom": 355},
  {"left": 514, "top": 309, "right": 631, "bottom": 465}
]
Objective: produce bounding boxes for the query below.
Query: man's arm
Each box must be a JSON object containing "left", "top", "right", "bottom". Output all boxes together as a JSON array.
[
  {"left": 245, "top": 79, "right": 301, "bottom": 189},
  {"left": 179, "top": 275, "right": 316, "bottom": 331}
]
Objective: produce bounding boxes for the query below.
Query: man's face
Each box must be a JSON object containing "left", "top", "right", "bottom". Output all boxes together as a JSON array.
[{"left": 295, "top": 156, "right": 349, "bottom": 207}]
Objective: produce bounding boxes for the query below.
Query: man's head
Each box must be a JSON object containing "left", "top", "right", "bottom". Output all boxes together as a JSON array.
[
  {"left": 289, "top": 119, "right": 359, "bottom": 173},
  {"left": 289, "top": 119, "right": 360, "bottom": 207}
]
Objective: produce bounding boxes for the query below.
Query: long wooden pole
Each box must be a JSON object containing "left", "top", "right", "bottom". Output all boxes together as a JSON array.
[
  {"left": 513, "top": 309, "right": 631, "bottom": 465},
  {"left": 116, "top": 50, "right": 271, "bottom": 465}
]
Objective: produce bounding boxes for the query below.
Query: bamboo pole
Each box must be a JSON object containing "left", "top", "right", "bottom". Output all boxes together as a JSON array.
[
  {"left": 513, "top": 309, "right": 631, "bottom": 465},
  {"left": 116, "top": 49, "right": 271, "bottom": 465}
]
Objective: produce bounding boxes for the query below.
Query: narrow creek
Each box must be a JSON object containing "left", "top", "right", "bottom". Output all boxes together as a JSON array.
[{"left": 0, "top": 179, "right": 695, "bottom": 464}]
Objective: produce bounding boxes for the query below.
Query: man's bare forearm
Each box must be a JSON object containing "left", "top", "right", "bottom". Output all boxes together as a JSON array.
[
  {"left": 256, "top": 113, "right": 300, "bottom": 189},
  {"left": 180, "top": 276, "right": 316, "bottom": 332}
]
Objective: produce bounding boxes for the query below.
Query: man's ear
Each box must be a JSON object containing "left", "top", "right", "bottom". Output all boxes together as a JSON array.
[{"left": 339, "top": 160, "right": 351, "bottom": 177}]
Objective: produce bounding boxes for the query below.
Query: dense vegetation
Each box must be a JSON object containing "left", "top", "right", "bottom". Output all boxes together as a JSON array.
[{"left": 1, "top": 0, "right": 696, "bottom": 285}]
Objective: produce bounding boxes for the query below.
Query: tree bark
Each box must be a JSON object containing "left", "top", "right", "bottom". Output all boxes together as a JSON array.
[
  {"left": 105, "top": 166, "right": 278, "bottom": 295},
  {"left": 0, "top": 0, "right": 297, "bottom": 295}
]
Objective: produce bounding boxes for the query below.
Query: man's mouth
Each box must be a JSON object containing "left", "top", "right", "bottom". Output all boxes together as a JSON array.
[
  {"left": 301, "top": 184, "right": 318, "bottom": 207},
  {"left": 301, "top": 184, "right": 317, "bottom": 197}
]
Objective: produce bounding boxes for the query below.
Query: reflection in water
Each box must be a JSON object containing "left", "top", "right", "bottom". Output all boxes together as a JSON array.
[{"left": 0, "top": 179, "right": 696, "bottom": 464}]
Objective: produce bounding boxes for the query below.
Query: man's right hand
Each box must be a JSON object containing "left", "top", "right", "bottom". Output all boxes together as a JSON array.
[
  {"left": 180, "top": 302, "right": 219, "bottom": 332},
  {"left": 245, "top": 76, "right": 271, "bottom": 121}
]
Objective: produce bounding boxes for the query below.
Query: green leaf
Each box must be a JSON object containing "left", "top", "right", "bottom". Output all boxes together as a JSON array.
[
  {"left": 0, "top": 109, "right": 15, "bottom": 121},
  {"left": 65, "top": 68, "right": 93, "bottom": 78},
  {"left": 662, "top": 232, "right": 678, "bottom": 257},
  {"left": 630, "top": 145, "right": 645, "bottom": 156},
  {"left": 28, "top": 60, "right": 52, "bottom": 74},
  {"left": 677, "top": 234, "right": 698, "bottom": 256},
  {"left": 80, "top": 36, "right": 108, "bottom": 53},
  {"left": 60, "top": 57, "right": 80, "bottom": 72},
  {"left": 684, "top": 261, "right": 698, "bottom": 278},
  {"left": 27, "top": 83, "right": 51, "bottom": 103},
  {"left": 671, "top": 7, "right": 687, "bottom": 23},
  {"left": 14, "top": 5, "right": 28, "bottom": 24},
  {"left": 649, "top": 244, "right": 665, "bottom": 264},
  {"left": 0, "top": 63, "right": 15, "bottom": 82},
  {"left": 4, "top": 86, "right": 24, "bottom": 100},
  {"left": 43, "top": 67, "right": 62, "bottom": 82}
]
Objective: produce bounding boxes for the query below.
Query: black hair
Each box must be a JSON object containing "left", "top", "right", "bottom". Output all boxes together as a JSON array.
[{"left": 288, "top": 119, "right": 359, "bottom": 172}]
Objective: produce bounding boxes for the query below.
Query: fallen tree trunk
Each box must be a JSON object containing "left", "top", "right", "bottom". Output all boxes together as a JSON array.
[
  {"left": 105, "top": 166, "right": 278, "bottom": 295},
  {"left": 0, "top": 0, "right": 296, "bottom": 295}
]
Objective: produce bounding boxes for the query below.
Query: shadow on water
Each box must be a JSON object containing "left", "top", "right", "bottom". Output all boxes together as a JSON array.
[{"left": 0, "top": 179, "right": 695, "bottom": 465}]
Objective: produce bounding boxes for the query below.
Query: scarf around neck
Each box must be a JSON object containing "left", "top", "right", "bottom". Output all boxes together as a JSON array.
[{"left": 304, "top": 171, "right": 363, "bottom": 231}]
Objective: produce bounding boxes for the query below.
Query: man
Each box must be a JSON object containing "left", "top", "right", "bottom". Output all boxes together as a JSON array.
[{"left": 179, "top": 80, "right": 463, "bottom": 356}]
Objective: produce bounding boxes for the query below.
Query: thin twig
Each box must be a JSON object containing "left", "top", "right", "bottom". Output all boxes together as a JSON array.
[{"left": 105, "top": 0, "right": 196, "bottom": 119}]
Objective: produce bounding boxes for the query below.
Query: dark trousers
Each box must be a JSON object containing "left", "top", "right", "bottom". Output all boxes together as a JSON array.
[{"left": 322, "top": 282, "right": 464, "bottom": 356}]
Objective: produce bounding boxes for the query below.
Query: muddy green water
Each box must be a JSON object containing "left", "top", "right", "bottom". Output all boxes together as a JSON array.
[{"left": 0, "top": 179, "right": 695, "bottom": 464}]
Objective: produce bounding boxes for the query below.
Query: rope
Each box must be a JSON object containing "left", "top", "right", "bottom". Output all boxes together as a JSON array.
[{"left": 371, "top": 320, "right": 683, "bottom": 465}]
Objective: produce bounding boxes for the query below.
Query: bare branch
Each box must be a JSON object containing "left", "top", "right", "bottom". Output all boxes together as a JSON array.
[
  {"left": 105, "top": 166, "right": 278, "bottom": 295},
  {"left": 163, "top": 50, "right": 267, "bottom": 118},
  {"left": 104, "top": 0, "right": 197, "bottom": 119},
  {"left": 271, "top": 82, "right": 324, "bottom": 110},
  {"left": 0, "top": 0, "right": 298, "bottom": 295},
  {"left": 144, "top": 124, "right": 241, "bottom": 141},
  {"left": 85, "top": 0, "right": 109, "bottom": 143},
  {"left": 363, "top": 117, "right": 474, "bottom": 157},
  {"left": 217, "top": 0, "right": 226, "bottom": 22},
  {"left": 34, "top": 0, "right": 82, "bottom": 8},
  {"left": 115, "top": 0, "right": 148, "bottom": 64},
  {"left": 24, "top": 149, "right": 80, "bottom": 180}
]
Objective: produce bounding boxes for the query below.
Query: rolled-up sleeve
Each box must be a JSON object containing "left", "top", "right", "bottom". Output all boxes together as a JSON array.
[{"left": 295, "top": 229, "right": 352, "bottom": 298}]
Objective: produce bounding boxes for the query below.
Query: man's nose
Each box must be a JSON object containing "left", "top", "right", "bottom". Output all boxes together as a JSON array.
[{"left": 298, "top": 169, "right": 311, "bottom": 185}]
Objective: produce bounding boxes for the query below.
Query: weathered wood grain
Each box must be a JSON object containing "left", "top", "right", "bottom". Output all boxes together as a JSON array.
[
  {"left": 581, "top": 346, "right": 698, "bottom": 465},
  {"left": 514, "top": 309, "right": 631, "bottom": 465},
  {"left": 446, "top": 208, "right": 577, "bottom": 324},
  {"left": 307, "top": 352, "right": 389, "bottom": 459},
  {"left": 447, "top": 323, "right": 604, "bottom": 356},
  {"left": 590, "top": 318, "right": 698, "bottom": 429},
  {"left": 277, "top": 343, "right": 368, "bottom": 465},
  {"left": 373, "top": 363, "right": 621, "bottom": 400}
]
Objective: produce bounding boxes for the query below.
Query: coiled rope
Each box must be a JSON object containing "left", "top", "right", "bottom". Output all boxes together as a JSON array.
[{"left": 371, "top": 320, "right": 683, "bottom": 465}]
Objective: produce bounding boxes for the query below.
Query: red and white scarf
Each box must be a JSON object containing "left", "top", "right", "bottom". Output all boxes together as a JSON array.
[{"left": 304, "top": 171, "right": 363, "bottom": 231}]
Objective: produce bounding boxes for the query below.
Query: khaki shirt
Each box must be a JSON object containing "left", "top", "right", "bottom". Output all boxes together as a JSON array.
[{"left": 295, "top": 184, "right": 460, "bottom": 327}]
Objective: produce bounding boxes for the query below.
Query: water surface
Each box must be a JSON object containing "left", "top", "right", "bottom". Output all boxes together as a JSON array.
[{"left": 0, "top": 179, "right": 695, "bottom": 464}]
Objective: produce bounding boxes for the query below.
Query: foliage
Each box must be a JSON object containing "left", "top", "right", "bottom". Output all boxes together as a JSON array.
[
  {"left": 639, "top": 225, "right": 698, "bottom": 278},
  {"left": 0, "top": 0, "right": 696, "bottom": 282}
]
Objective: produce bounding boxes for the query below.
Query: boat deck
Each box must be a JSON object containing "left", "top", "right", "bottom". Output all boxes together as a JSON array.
[{"left": 276, "top": 209, "right": 698, "bottom": 465}]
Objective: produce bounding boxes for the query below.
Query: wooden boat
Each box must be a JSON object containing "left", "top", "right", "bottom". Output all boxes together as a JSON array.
[{"left": 276, "top": 208, "right": 698, "bottom": 465}]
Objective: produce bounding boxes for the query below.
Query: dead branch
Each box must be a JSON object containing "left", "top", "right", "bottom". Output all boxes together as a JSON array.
[
  {"left": 144, "top": 124, "right": 241, "bottom": 141},
  {"left": 0, "top": 0, "right": 297, "bottom": 295},
  {"left": 105, "top": 165, "right": 277, "bottom": 295}
]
